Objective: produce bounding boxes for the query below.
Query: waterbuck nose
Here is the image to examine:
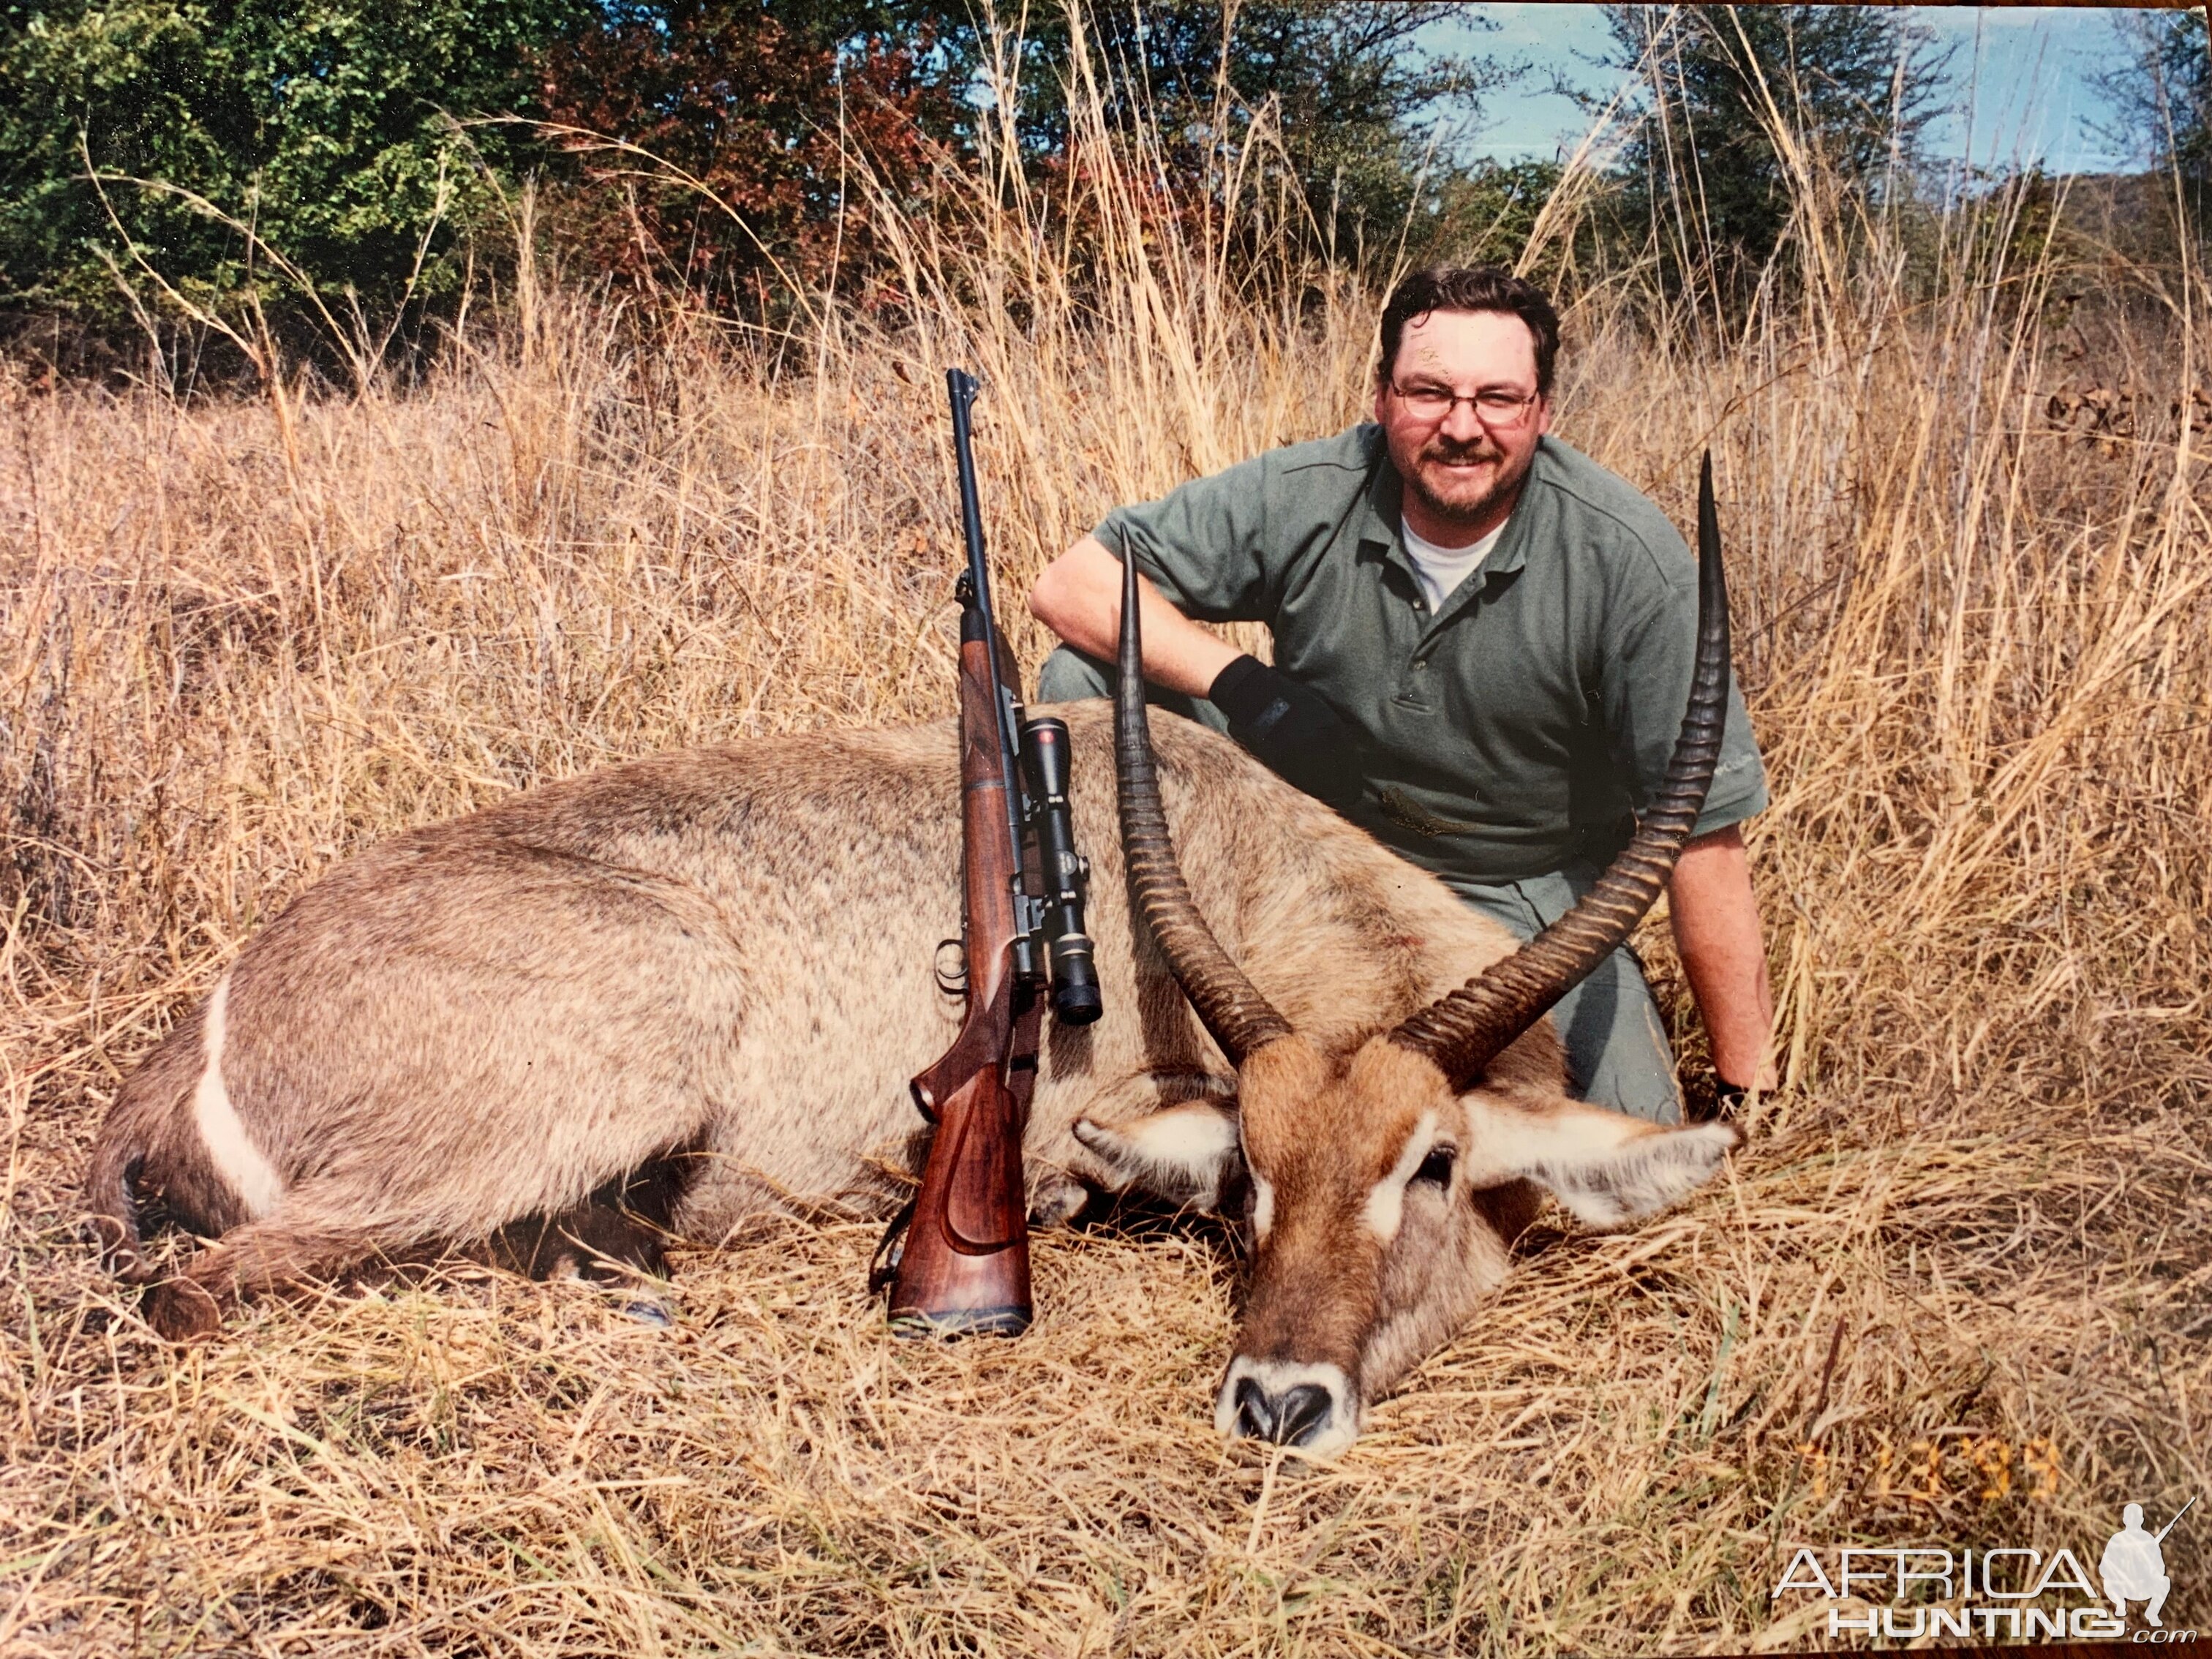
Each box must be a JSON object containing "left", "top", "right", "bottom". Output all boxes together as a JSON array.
[{"left": 1233, "top": 1377, "right": 1336, "bottom": 1446}]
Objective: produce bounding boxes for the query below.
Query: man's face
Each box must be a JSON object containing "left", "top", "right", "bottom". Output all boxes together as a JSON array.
[{"left": 1372, "top": 309, "right": 1551, "bottom": 538}]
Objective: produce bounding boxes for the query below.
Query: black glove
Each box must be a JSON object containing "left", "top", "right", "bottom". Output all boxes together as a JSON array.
[{"left": 1208, "top": 655, "right": 1367, "bottom": 811}]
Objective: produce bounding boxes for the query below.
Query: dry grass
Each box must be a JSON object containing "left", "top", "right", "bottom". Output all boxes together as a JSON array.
[{"left": 3, "top": 76, "right": 2211, "bottom": 1656}]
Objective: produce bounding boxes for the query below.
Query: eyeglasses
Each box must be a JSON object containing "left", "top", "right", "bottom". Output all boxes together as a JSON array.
[{"left": 1389, "top": 382, "right": 1542, "bottom": 427}]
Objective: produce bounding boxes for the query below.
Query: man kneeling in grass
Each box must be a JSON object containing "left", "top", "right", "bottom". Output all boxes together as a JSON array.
[{"left": 1028, "top": 265, "right": 1777, "bottom": 1122}]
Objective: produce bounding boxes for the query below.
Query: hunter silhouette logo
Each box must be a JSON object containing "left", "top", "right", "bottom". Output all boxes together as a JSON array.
[
  {"left": 1772, "top": 1495, "right": 2197, "bottom": 1641},
  {"left": 2102, "top": 1498, "right": 2190, "bottom": 1628}
]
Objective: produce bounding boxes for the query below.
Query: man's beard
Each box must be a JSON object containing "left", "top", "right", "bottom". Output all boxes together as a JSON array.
[{"left": 1402, "top": 434, "right": 1537, "bottom": 531}]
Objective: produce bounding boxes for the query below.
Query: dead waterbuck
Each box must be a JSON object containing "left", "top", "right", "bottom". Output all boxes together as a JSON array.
[{"left": 85, "top": 467, "right": 1742, "bottom": 1457}]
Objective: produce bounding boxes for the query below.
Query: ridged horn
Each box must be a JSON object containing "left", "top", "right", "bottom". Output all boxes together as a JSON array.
[
  {"left": 1391, "top": 451, "right": 1734, "bottom": 1089},
  {"left": 1113, "top": 549, "right": 1293, "bottom": 1066}
]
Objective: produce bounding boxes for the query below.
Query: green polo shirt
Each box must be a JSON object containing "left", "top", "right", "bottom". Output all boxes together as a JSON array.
[{"left": 1092, "top": 425, "right": 1768, "bottom": 884}]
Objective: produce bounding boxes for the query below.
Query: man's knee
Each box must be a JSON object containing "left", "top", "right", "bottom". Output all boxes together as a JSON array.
[
  {"left": 1560, "top": 947, "right": 1682, "bottom": 1125},
  {"left": 1037, "top": 644, "right": 1113, "bottom": 704},
  {"left": 1034, "top": 644, "right": 1231, "bottom": 734},
  {"left": 1445, "top": 884, "right": 1682, "bottom": 1125}
]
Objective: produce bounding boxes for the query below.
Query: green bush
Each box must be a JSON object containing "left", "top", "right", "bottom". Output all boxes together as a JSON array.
[{"left": 1, "top": 0, "right": 582, "bottom": 356}]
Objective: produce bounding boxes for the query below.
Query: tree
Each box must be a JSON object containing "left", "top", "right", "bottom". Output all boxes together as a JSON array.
[
  {"left": 533, "top": 1, "right": 944, "bottom": 310},
  {"left": 0, "top": 0, "right": 584, "bottom": 364},
  {"left": 534, "top": 1, "right": 1511, "bottom": 310},
  {"left": 998, "top": 1, "right": 1508, "bottom": 265},
  {"left": 2098, "top": 9, "right": 2211, "bottom": 239},
  {"left": 1, "top": 0, "right": 1514, "bottom": 364},
  {"left": 1600, "top": 5, "right": 1949, "bottom": 299},
  {"left": 1428, "top": 157, "right": 1568, "bottom": 271}
]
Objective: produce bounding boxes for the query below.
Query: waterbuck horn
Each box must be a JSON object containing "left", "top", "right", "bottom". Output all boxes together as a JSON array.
[
  {"left": 1113, "top": 550, "right": 1293, "bottom": 1066},
  {"left": 1391, "top": 451, "right": 1734, "bottom": 1090}
]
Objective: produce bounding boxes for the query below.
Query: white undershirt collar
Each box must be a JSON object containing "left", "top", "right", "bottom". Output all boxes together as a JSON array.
[{"left": 1399, "top": 517, "right": 1505, "bottom": 614}]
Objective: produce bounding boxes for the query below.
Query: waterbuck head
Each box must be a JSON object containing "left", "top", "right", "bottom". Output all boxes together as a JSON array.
[{"left": 1113, "top": 456, "right": 1743, "bottom": 1458}]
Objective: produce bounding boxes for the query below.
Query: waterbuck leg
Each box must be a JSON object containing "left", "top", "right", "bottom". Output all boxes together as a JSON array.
[
  {"left": 1027, "top": 1170, "right": 1091, "bottom": 1228},
  {"left": 144, "top": 1147, "right": 707, "bottom": 1339},
  {"left": 478, "top": 1198, "right": 672, "bottom": 1282},
  {"left": 478, "top": 1148, "right": 696, "bottom": 1283},
  {"left": 143, "top": 1211, "right": 394, "bottom": 1342}
]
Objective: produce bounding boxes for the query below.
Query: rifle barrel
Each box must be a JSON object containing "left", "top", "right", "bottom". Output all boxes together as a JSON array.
[
  {"left": 2155, "top": 1494, "right": 2196, "bottom": 1542},
  {"left": 945, "top": 369, "right": 1028, "bottom": 893}
]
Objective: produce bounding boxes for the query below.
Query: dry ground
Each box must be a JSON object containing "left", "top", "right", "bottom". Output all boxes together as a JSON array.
[{"left": 2, "top": 170, "right": 2210, "bottom": 1653}]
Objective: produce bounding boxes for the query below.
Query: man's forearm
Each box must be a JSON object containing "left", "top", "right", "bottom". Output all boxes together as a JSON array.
[
  {"left": 1028, "top": 535, "right": 1239, "bottom": 696},
  {"left": 1667, "top": 824, "right": 1778, "bottom": 1090}
]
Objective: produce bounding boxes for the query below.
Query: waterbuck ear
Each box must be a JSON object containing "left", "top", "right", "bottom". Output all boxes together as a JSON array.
[
  {"left": 1459, "top": 1093, "right": 1740, "bottom": 1229},
  {"left": 1072, "top": 1100, "right": 1244, "bottom": 1208}
]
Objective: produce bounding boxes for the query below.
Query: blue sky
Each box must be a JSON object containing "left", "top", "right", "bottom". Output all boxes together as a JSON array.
[{"left": 1424, "top": 6, "right": 2154, "bottom": 174}]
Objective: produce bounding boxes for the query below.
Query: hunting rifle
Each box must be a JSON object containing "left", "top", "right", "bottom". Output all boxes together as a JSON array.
[{"left": 878, "top": 367, "right": 1102, "bottom": 1336}]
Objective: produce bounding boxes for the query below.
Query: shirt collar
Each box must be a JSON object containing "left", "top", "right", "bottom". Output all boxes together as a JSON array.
[{"left": 1356, "top": 425, "right": 1404, "bottom": 555}]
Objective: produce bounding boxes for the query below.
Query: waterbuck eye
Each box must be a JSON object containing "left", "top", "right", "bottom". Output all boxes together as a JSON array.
[{"left": 1413, "top": 1146, "right": 1456, "bottom": 1186}]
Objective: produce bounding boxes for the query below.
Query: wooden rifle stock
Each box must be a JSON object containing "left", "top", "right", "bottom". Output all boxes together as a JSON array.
[{"left": 885, "top": 624, "right": 1039, "bottom": 1336}]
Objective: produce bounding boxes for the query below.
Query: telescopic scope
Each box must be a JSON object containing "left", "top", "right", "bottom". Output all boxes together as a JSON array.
[{"left": 1017, "top": 716, "right": 1102, "bottom": 1026}]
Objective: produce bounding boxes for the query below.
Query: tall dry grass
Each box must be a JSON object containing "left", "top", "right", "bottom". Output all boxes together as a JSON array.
[{"left": 3, "top": 45, "right": 2209, "bottom": 1656}]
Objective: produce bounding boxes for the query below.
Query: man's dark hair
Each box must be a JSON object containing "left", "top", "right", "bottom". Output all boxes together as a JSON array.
[{"left": 1377, "top": 266, "right": 1562, "bottom": 396}]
